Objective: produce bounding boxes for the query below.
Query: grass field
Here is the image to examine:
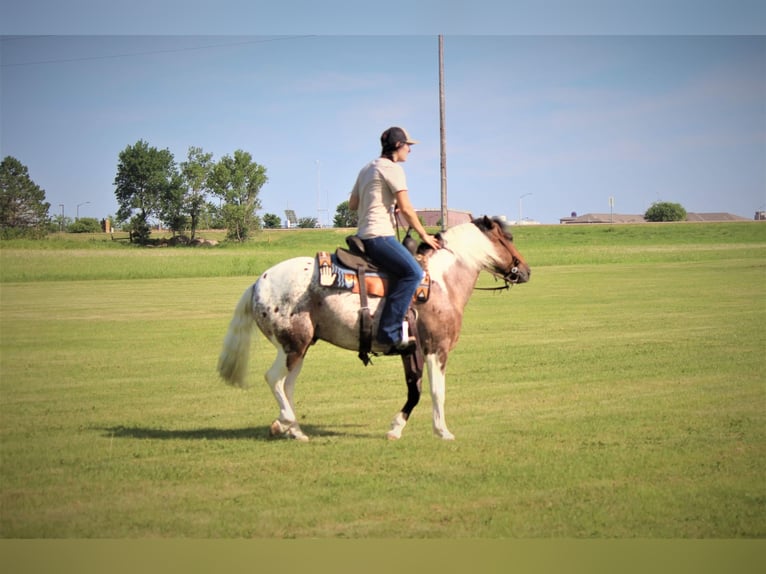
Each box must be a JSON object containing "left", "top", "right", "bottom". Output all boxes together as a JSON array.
[{"left": 0, "top": 222, "right": 764, "bottom": 538}]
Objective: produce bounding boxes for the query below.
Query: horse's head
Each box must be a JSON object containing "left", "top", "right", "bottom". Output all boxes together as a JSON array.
[{"left": 474, "top": 216, "right": 531, "bottom": 285}]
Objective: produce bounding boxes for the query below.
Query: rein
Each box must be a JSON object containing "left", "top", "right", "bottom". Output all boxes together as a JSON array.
[
  {"left": 475, "top": 236, "right": 523, "bottom": 292},
  {"left": 396, "top": 217, "right": 520, "bottom": 292},
  {"left": 474, "top": 274, "right": 514, "bottom": 292}
]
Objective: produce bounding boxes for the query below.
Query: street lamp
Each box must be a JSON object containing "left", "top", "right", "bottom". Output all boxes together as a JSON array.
[
  {"left": 518, "top": 193, "right": 532, "bottom": 224},
  {"left": 76, "top": 201, "right": 90, "bottom": 220}
]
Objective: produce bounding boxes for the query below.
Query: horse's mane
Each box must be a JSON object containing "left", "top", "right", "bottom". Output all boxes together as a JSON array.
[{"left": 429, "top": 216, "right": 507, "bottom": 273}]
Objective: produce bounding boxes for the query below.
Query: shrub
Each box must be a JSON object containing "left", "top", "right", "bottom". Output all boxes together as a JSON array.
[
  {"left": 68, "top": 217, "right": 102, "bottom": 233},
  {"left": 645, "top": 201, "right": 687, "bottom": 222}
]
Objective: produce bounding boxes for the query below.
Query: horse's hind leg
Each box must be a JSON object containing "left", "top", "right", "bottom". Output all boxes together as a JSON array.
[{"left": 265, "top": 345, "right": 308, "bottom": 442}]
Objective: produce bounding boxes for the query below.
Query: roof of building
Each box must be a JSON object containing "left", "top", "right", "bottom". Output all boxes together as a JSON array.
[
  {"left": 685, "top": 212, "right": 750, "bottom": 222},
  {"left": 560, "top": 212, "right": 750, "bottom": 224},
  {"left": 399, "top": 208, "right": 474, "bottom": 228},
  {"left": 560, "top": 213, "right": 646, "bottom": 224}
]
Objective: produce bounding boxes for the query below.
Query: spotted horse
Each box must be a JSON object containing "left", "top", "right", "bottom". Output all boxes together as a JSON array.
[{"left": 217, "top": 216, "right": 531, "bottom": 441}]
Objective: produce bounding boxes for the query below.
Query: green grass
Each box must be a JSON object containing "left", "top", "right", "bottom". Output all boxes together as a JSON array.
[
  {"left": 1, "top": 223, "right": 765, "bottom": 538},
  {"left": 2, "top": 222, "right": 763, "bottom": 282}
]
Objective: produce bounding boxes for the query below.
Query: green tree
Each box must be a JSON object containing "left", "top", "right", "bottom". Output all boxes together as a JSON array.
[
  {"left": 0, "top": 156, "right": 51, "bottom": 238},
  {"left": 298, "top": 216, "right": 318, "bottom": 228},
  {"left": 114, "top": 140, "right": 178, "bottom": 244},
  {"left": 644, "top": 201, "right": 687, "bottom": 222},
  {"left": 180, "top": 146, "right": 214, "bottom": 239},
  {"left": 208, "top": 150, "right": 267, "bottom": 241},
  {"left": 50, "top": 214, "right": 73, "bottom": 233},
  {"left": 157, "top": 172, "right": 186, "bottom": 236},
  {"left": 68, "top": 217, "right": 102, "bottom": 233},
  {"left": 333, "top": 200, "right": 358, "bottom": 228},
  {"left": 263, "top": 213, "right": 282, "bottom": 229}
]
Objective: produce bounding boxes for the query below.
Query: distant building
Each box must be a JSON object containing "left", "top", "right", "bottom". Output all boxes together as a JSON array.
[
  {"left": 560, "top": 212, "right": 750, "bottom": 224},
  {"left": 505, "top": 218, "right": 542, "bottom": 226},
  {"left": 756, "top": 211, "right": 766, "bottom": 221},
  {"left": 685, "top": 212, "right": 750, "bottom": 222},
  {"left": 398, "top": 208, "right": 474, "bottom": 228},
  {"left": 560, "top": 213, "right": 646, "bottom": 224}
]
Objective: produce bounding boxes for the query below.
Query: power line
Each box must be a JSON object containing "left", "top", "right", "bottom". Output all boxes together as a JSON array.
[{"left": 1, "top": 35, "right": 316, "bottom": 68}]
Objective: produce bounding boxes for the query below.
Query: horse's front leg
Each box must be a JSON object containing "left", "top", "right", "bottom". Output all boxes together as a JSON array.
[
  {"left": 425, "top": 353, "right": 455, "bottom": 440},
  {"left": 387, "top": 352, "right": 423, "bottom": 440}
]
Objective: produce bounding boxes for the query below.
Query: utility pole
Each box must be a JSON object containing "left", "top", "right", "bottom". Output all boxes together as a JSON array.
[{"left": 439, "top": 34, "right": 448, "bottom": 231}]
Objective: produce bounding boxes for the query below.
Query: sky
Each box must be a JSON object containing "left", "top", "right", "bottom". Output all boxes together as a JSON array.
[{"left": 1, "top": 2, "right": 765, "bottom": 226}]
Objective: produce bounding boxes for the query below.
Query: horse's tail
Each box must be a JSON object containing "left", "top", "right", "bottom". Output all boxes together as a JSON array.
[{"left": 217, "top": 283, "right": 256, "bottom": 389}]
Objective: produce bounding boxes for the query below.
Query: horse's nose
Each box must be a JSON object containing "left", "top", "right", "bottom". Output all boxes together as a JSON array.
[{"left": 514, "top": 265, "right": 531, "bottom": 284}]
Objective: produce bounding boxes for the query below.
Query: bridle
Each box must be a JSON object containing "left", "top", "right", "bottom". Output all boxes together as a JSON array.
[
  {"left": 476, "top": 234, "right": 524, "bottom": 291},
  {"left": 397, "top": 220, "right": 525, "bottom": 291}
]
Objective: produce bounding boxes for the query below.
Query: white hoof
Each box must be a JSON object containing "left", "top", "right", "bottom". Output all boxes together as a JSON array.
[
  {"left": 270, "top": 419, "right": 309, "bottom": 441},
  {"left": 434, "top": 428, "right": 455, "bottom": 441},
  {"left": 288, "top": 427, "right": 310, "bottom": 442},
  {"left": 270, "top": 419, "right": 288, "bottom": 437},
  {"left": 387, "top": 412, "right": 407, "bottom": 440}
]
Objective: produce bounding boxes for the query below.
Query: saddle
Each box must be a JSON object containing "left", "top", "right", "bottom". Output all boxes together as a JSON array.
[{"left": 316, "top": 234, "right": 430, "bottom": 366}]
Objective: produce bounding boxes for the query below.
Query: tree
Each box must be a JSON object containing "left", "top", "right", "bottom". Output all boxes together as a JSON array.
[
  {"left": 157, "top": 172, "right": 186, "bottom": 236},
  {"left": 68, "top": 217, "right": 101, "bottom": 233},
  {"left": 208, "top": 150, "right": 267, "bottom": 241},
  {"left": 333, "top": 200, "right": 358, "bottom": 228},
  {"left": 180, "top": 146, "right": 214, "bottom": 239},
  {"left": 262, "top": 213, "right": 282, "bottom": 229},
  {"left": 0, "top": 156, "right": 51, "bottom": 238},
  {"left": 644, "top": 201, "right": 687, "bottom": 222},
  {"left": 114, "top": 140, "right": 178, "bottom": 244},
  {"left": 298, "top": 216, "right": 318, "bottom": 228},
  {"left": 51, "top": 214, "right": 73, "bottom": 233}
]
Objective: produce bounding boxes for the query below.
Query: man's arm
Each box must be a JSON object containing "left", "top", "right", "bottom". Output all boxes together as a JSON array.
[{"left": 395, "top": 190, "right": 440, "bottom": 250}]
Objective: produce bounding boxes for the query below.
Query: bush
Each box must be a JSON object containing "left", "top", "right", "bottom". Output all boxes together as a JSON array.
[
  {"left": 68, "top": 217, "right": 102, "bottom": 233},
  {"left": 645, "top": 201, "right": 687, "bottom": 222}
]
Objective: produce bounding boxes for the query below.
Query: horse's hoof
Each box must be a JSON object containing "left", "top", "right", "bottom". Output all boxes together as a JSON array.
[
  {"left": 290, "top": 431, "right": 310, "bottom": 442},
  {"left": 271, "top": 419, "right": 310, "bottom": 441},
  {"left": 270, "top": 419, "right": 286, "bottom": 437},
  {"left": 387, "top": 413, "right": 407, "bottom": 440},
  {"left": 434, "top": 429, "right": 455, "bottom": 440}
]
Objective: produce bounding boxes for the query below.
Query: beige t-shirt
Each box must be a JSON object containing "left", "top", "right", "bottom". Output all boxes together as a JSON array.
[{"left": 351, "top": 157, "right": 407, "bottom": 239}]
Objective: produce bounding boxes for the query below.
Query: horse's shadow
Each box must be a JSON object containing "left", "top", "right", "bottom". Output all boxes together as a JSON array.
[{"left": 98, "top": 423, "right": 374, "bottom": 442}]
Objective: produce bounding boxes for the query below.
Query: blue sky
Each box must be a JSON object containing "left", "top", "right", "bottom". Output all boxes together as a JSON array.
[{"left": 1, "top": 3, "right": 765, "bottom": 225}]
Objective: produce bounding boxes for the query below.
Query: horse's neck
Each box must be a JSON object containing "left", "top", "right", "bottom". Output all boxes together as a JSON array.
[{"left": 430, "top": 249, "right": 482, "bottom": 310}]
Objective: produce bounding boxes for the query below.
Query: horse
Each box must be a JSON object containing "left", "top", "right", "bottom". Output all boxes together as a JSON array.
[{"left": 217, "top": 216, "right": 531, "bottom": 441}]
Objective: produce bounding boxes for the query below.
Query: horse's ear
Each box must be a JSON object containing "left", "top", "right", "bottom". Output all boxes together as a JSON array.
[{"left": 482, "top": 215, "right": 493, "bottom": 229}]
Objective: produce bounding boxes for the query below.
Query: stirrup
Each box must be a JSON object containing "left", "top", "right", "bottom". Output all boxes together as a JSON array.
[{"left": 384, "top": 337, "right": 417, "bottom": 356}]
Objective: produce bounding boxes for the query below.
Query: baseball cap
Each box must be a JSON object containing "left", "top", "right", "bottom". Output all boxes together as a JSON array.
[{"left": 381, "top": 127, "right": 419, "bottom": 150}]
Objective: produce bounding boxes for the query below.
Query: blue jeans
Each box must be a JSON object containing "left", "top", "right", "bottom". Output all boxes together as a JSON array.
[{"left": 361, "top": 235, "right": 425, "bottom": 345}]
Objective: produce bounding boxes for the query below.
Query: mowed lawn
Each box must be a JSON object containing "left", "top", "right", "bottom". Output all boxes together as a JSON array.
[{"left": 0, "top": 223, "right": 764, "bottom": 538}]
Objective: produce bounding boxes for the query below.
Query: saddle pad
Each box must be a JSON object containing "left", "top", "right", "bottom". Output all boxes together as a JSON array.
[
  {"left": 316, "top": 251, "right": 430, "bottom": 302},
  {"left": 317, "top": 251, "right": 387, "bottom": 297}
]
